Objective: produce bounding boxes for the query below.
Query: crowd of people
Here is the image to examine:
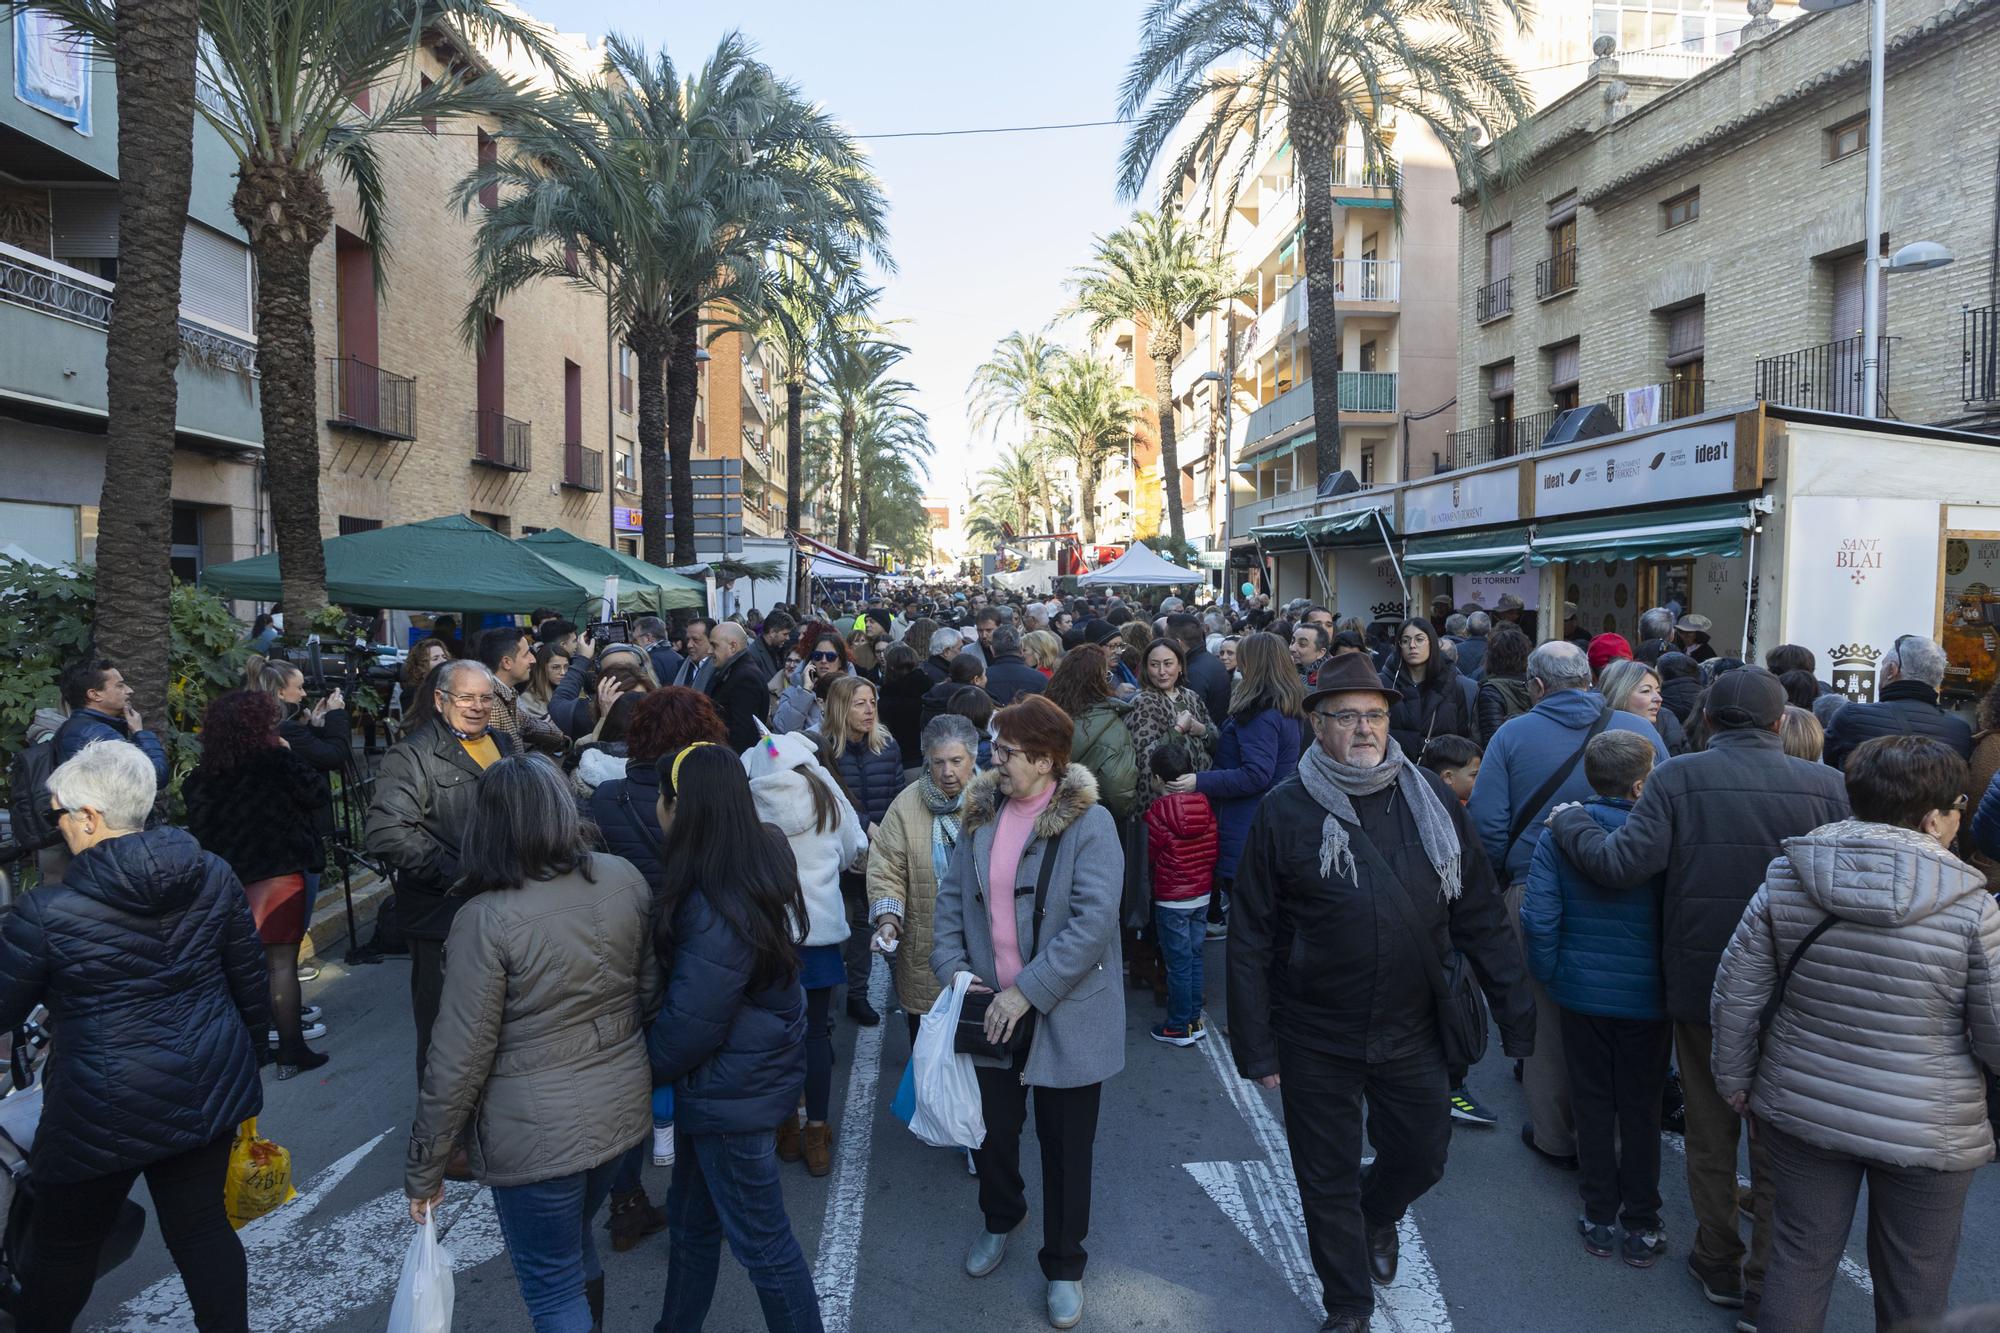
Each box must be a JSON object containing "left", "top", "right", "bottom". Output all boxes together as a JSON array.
[{"left": 7, "top": 581, "right": 2000, "bottom": 1333}]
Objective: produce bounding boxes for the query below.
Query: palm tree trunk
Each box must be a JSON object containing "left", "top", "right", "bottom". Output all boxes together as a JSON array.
[
  {"left": 1295, "top": 108, "right": 1345, "bottom": 488},
  {"left": 666, "top": 313, "right": 700, "bottom": 567},
  {"left": 836, "top": 409, "right": 855, "bottom": 552},
  {"left": 234, "top": 163, "right": 334, "bottom": 622},
  {"left": 91, "top": 0, "right": 199, "bottom": 724},
  {"left": 855, "top": 452, "right": 872, "bottom": 558},
  {"left": 1151, "top": 346, "right": 1186, "bottom": 548},
  {"left": 784, "top": 378, "right": 803, "bottom": 533},
  {"left": 1077, "top": 460, "right": 1100, "bottom": 545},
  {"left": 633, "top": 322, "right": 670, "bottom": 566}
]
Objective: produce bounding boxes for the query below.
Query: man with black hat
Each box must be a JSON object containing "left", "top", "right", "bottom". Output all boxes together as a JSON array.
[
  {"left": 1546, "top": 667, "right": 1848, "bottom": 1329},
  {"left": 1229, "top": 653, "right": 1534, "bottom": 1333}
]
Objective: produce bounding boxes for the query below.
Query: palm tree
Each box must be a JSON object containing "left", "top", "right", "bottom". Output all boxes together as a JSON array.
[
  {"left": 814, "top": 326, "right": 912, "bottom": 554},
  {"left": 1035, "top": 351, "right": 1142, "bottom": 546},
  {"left": 461, "top": 34, "right": 890, "bottom": 567},
  {"left": 750, "top": 259, "right": 876, "bottom": 536},
  {"left": 1117, "top": 0, "right": 1531, "bottom": 485},
  {"left": 1070, "top": 211, "right": 1245, "bottom": 548},
  {"left": 851, "top": 397, "right": 932, "bottom": 557},
  {"left": 968, "top": 330, "right": 1062, "bottom": 527},
  {"left": 976, "top": 446, "right": 1048, "bottom": 535},
  {"left": 35, "top": 1, "right": 566, "bottom": 617},
  {"left": 29, "top": 1, "right": 201, "bottom": 721}
]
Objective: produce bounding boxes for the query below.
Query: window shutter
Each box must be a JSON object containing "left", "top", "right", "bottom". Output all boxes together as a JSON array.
[
  {"left": 1667, "top": 305, "right": 1705, "bottom": 365},
  {"left": 1486, "top": 226, "right": 1512, "bottom": 279},
  {"left": 179, "top": 223, "right": 252, "bottom": 333},
  {"left": 1547, "top": 191, "right": 1578, "bottom": 227},
  {"left": 1831, "top": 255, "right": 1865, "bottom": 341},
  {"left": 1488, "top": 361, "right": 1515, "bottom": 398},
  {"left": 1549, "top": 340, "right": 1580, "bottom": 390},
  {"left": 50, "top": 189, "right": 118, "bottom": 259}
]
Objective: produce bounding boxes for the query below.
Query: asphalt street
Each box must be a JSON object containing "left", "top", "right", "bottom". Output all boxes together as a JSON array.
[{"left": 77, "top": 941, "right": 2000, "bottom": 1333}]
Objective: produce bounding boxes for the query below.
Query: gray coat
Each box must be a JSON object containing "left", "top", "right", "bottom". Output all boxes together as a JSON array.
[
  {"left": 1712, "top": 821, "right": 2000, "bottom": 1173},
  {"left": 931, "top": 765, "right": 1126, "bottom": 1089},
  {"left": 407, "top": 855, "right": 660, "bottom": 1196}
]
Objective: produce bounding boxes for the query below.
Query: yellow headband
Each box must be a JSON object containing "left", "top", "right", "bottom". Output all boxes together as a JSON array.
[{"left": 668, "top": 741, "right": 720, "bottom": 793}]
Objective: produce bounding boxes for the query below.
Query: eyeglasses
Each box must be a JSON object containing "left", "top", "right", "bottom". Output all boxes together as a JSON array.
[
  {"left": 1313, "top": 709, "right": 1391, "bottom": 729},
  {"left": 47, "top": 804, "right": 79, "bottom": 821},
  {"left": 991, "top": 741, "right": 1025, "bottom": 764},
  {"left": 810, "top": 650, "right": 840, "bottom": 662},
  {"left": 442, "top": 692, "right": 497, "bottom": 707},
  {"left": 1952, "top": 794, "right": 1970, "bottom": 813}
]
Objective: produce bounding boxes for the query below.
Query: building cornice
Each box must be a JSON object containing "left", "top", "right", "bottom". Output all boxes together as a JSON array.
[{"left": 1580, "top": 0, "right": 2000, "bottom": 206}]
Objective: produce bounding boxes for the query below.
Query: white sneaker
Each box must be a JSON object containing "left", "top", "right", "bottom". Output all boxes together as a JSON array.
[
  {"left": 652, "top": 1122, "right": 675, "bottom": 1167},
  {"left": 301, "top": 1005, "right": 322, "bottom": 1025},
  {"left": 270, "top": 1022, "right": 328, "bottom": 1044}
]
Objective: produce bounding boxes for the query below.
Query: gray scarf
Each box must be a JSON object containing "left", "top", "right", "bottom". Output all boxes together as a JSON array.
[
  {"left": 919, "top": 770, "right": 964, "bottom": 885},
  {"left": 1297, "top": 737, "right": 1462, "bottom": 901}
]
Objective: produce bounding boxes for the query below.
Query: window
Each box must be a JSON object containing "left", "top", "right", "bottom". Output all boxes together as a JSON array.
[
  {"left": 1359, "top": 447, "right": 1376, "bottom": 484},
  {"left": 1548, "top": 339, "right": 1581, "bottom": 412},
  {"left": 1485, "top": 225, "right": 1512, "bottom": 282},
  {"left": 169, "top": 504, "right": 204, "bottom": 584},
  {"left": 469, "top": 510, "right": 510, "bottom": 534},
  {"left": 616, "top": 451, "right": 636, "bottom": 488},
  {"left": 618, "top": 345, "right": 634, "bottom": 414},
  {"left": 1825, "top": 115, "right": 1866, "bottom": 163},
  {"left": 477, "top": 130, "right": 498, "bottom": 210},
  {"left": 179, "top": 223, "right": 253, "bottom": 333},
  {"left": 476, "top": 317, "right": 505, "bottom": 459},
  {"left": 1664, "top": 301, "right": 1706, "bottom": 417},
  {"left": 1487, "top": 360, "right": 1516, "bottom": 455},
  {"left": 1661, "top": 188, "right": 1700, "bottom": 231},
  {"left": 563, "top": 359, "right": 582, "bottom": 448},
  {"left": 0, "top": 500, "right": 88, "bottom": 567},
  {"left": 420, "top": 75, "right": 436, "bottom": 136},
  {"left": 337, "top": 516, "right": 382, "bottom": 535}
]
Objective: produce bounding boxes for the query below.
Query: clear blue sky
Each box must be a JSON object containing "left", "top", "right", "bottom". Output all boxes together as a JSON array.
[{"left": 529, "top": 0, "right": 1152, "bottom": 503}]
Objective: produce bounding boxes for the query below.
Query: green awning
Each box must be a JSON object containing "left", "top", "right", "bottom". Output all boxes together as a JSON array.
[
  {"left": 1402, "top": 526, "right": 1532, "bottom": 575},
  {"left": 1333, "top": 197, "right": 1394, "bottom": 209},
  {"left": 1252, "top": 506, "right": 1390, "bottom": 551},
  {"left": 1236, "top": 430, "right": 1314, "bottom": 472},
  {"left": 1529, "top": 502, "right": 1754, "bottom": 566},
  {"left": 202, "top": 515, "right": 611, "bottom": 613},
  {"left": 518, "top": 529, "right": 706, "bottom": 611}
]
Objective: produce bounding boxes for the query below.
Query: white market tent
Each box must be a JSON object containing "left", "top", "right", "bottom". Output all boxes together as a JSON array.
[{"left": 1076, "top": 543, "right": 1197, "bottom": 587}]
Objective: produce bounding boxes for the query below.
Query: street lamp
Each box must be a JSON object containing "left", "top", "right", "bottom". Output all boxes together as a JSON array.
[{"left": 1798, "top": 0, "right": 1955, "bottom": 416}]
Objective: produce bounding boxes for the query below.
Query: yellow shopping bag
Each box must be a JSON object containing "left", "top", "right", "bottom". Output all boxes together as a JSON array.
[{"left": 223, "top": 1117, "right": 296, "bottom": 1229}]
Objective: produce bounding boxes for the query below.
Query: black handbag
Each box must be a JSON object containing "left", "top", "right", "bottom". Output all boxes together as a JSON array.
[
  {"left": 1348, "top": 822, "right": 1491, "bottom": 1071},
  {"left": 956, "top": 825, "right": 1066, "bottom": 1060}
]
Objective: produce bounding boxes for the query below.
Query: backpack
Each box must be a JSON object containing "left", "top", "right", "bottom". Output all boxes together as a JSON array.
[{"left": 6, "top": 734, "right": 60, "bottom": 854}]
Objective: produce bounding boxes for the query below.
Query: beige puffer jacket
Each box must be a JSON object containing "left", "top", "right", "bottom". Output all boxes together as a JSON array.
[
  {"left": 406, "top": 854, "right": 661, "bottom": 1197},
  {"left": 866, "top": 780, "right": 954, "bottom": 1015},
  {"left": 1712, "top": 820, "right": 2000, "bottom": 1172}
]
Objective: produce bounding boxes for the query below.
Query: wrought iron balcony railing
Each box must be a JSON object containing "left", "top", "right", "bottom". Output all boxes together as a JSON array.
[
  {"left": 473, "top": 409, "right": 531, "bottom": 470},
  {"left": 1755, "top": 336, "right": 1892, "bottom": 416},
  {"left": 1535, "top": 247, "right": 1577, "bottom": 300},
  {"left": 327, "top": 356, "right": 416, "bottom": 439},
  {"left": 563, "top": 443, "right": 603, "bottom": 491},
  {"left": 1475, "top": 276, "right": 1512, "bottom": 323}
]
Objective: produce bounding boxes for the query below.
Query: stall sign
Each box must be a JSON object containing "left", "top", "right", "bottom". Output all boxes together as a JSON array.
[
  {"left": 1403, "top": 468, "right": 1520, "bottom": 534},
  {"left": 1532, "top": 418, "right": 1747, "bottom": 518},
  {"left": 1782, "top": 497, "right": 1940, "bottom": 703}
]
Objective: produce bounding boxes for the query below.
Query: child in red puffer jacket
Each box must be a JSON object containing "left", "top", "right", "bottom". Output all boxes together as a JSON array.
[{"left": 1146, "top": 743, "right": 1219, "bottom": 1047}]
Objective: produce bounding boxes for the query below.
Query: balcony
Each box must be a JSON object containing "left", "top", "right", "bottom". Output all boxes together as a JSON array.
[
  {"left": 1444, "top": 407, "right": 1558, "bottom": 470},
  {"left": 1535, "top": 247, "right": 1577, "bottom": 301},
  {"left": 1755, "top": 336, "right": 1892, "bottom": 416},
  {"left": 1335, "top": 258, "right": 1399, "bottom": 303},
  {"left": 326, "top": 356, "right": 416, "bottom": 439},
  {"left": 1339, "top": 371, "right": 1397, "bottom": 414},
  {"left": 1963, "top": 307, "right": 2000, "bottom": 404},
  {"left": 562, "top": 442, "right": 603, "bottom": 491},
  {"left": 741, "top": 359, "right": 773, "bottom": 423},
  {"left": 1606, "top": 378, "right": 1710, "bottom": 428},
  {"left": 1330, "top": 149, "right": 1401, "bottom": 190},
  {"left": 1235, "top": 486, "right": 1323, "bottom": 531},
  {"left": 473, "top": 410, "right": 531, "bottom": 470},
  {"left": 1476, "top": 276, "right": 1512, "bottom": 323},
  {"left": 1240, "top": 379, "right": 1316, "bottom": 453},
  {"left": 0, "top": 241, "right": 262, "bottom": 445}
]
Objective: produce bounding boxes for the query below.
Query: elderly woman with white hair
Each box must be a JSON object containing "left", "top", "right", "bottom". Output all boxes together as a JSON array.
[{"left": 0, "top": 740, "right": 268, "bottom": 1329}]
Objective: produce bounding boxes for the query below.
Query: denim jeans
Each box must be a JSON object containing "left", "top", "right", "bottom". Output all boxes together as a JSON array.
[
  {"left": 1152, "top": 903, "right": 1207, "bottom": 1028},
  {"left": 657, "top": 1129, "right": 823, "bottom": 1333},
  {"left": 489, "top": 1157, "right": 623, "bottom": 1333},
  {"left": 301, "top": 870, "right": 322, "bottom": 924}
]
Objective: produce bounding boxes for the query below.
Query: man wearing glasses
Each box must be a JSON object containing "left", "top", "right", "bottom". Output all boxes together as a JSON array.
[
  {"left": 366, "top": 659, "right": 519, "bottom": 1094},
  {"left": 1821, "top": 633, "right": 1971, "bottom": 771},
  {"left": 1228, "top": 653, "right": 1533, "bottom": 1333}
]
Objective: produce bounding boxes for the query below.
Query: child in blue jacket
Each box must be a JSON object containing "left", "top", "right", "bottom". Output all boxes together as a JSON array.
[{"left": 1522, "top": 729, "right": 1671, "bottom": 1269}]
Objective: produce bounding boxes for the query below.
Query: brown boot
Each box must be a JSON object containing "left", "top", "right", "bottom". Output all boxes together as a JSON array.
[
  {"left": 607, "top": 1187, "right": 665, "bottom": 1253},
  {"left": 803, "top": 1121, "right": 833, "bottom": 1177},
  {"left": 776, "top": 1109, "right": 803, "bottom": 1163}
]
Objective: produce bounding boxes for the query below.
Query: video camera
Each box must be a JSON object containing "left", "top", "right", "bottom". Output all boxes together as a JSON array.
[{"left": 276, "top": 612, "right": 399, "bottom": 697}]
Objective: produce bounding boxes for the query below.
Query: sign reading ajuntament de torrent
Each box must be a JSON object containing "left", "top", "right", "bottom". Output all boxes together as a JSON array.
[{"left": 1532, "top": 418, "right": 1741, "bottom": 518}]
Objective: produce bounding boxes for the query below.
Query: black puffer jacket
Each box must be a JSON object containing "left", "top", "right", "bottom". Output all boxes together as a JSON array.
[
  {"left": 1661, "top": 673, "right": 1705, "bottom": 725},
  {"left": 0, "top": 829, "right": 267, "bottom": 1183},
  {"left": 1546, "top": 727, "right": 1851, "bottom": 1024},
  {"left": 982, "top": 652, "right": 1047, "bottom": 707},
  {"left": 1476, "top": 674, "right": 1533, "bottom": 745},
  {"left": 878, "top": 668, "right": 931, "bottom": 768},
  {"left": 1822, "top": 680, "right": 1974, "bottom": 772},
  {"left": 586, "top": 759, "right": 666, "bottom": 883},
  {"left": 1382, "top": 662, "right": 1476, "bottom": 757},
  {"left": 185, "top": 748, "right": 330, "bottom": 881},
  {"left": 834, "top": 737, "right": 907, "bottom": 828}
]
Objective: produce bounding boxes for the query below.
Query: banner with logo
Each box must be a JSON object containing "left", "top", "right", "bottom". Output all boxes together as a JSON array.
[
  {"left": 1780, "top": 497, "right": 1940, "bottom": 704},
  {"left": 1531, "top": 417, "right": 1744, "bottom": 518},
  {"left": 1456, "top": 572, "right": 1538, "bottom": 611},
  {"left": 1333, "top": 547, "right": 1407, "bottom": 624}
]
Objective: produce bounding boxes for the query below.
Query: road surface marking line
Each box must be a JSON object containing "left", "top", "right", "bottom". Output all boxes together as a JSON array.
[
  {"left": 1196, "top": 1026, "right": 1454, "bottom": 1332},
  {"left": 1659, "top": 1131, "right": 1872, "bottom": 1293},
  {"left": 810, "top": 953, "right": 891, "bottom": 1333}
]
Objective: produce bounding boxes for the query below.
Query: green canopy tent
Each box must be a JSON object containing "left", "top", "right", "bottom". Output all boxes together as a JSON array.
[
  {"left": 517, "top": 529, "right": 706, "bottom": 612},
  {"left": 1402, "top": 525, "right": 1534, "bottom": 575},
  {"left": 1526, "top": 502, "right": 1756, "bottom": 566},
  {"left": 200, "top": 515, "right": 604, "bottom": 615}
]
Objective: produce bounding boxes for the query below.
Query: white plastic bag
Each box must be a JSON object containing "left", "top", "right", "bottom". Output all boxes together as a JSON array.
[
  {"left": 387, "top": 1210, "right": 455, "bottom": 1333},
  {"left": 909, "top": 972, "right": 986, "bottom": 1149}
]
